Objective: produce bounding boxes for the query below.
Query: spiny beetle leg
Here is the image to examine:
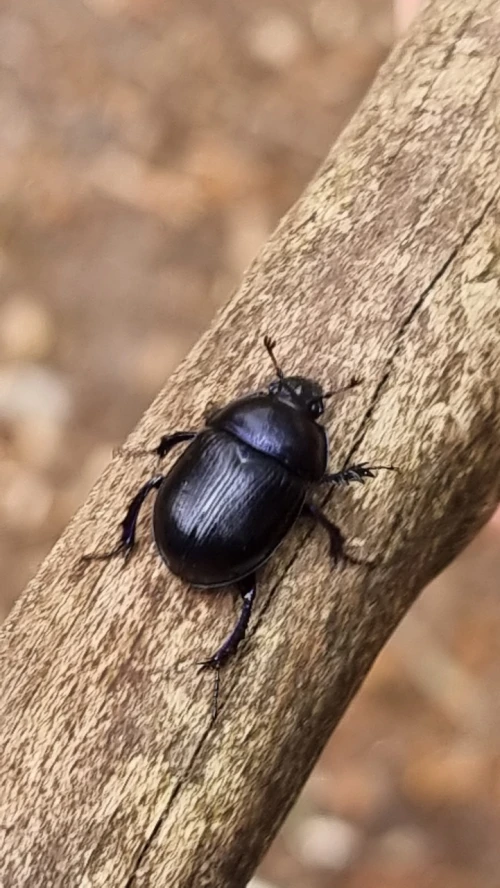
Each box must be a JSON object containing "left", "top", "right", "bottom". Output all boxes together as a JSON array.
[
  {"left": 81, "top": 475, "right": 164, "bottom": 567},
  {"left": 154, "top": 432, "right": 196, "bottom": 459},
  {"left": 322, "top": 462, "right": 396, "bottom": 486},
  {"left": 198, "top": 572, "right": 257, "bottom": 721},
  {"left": 301, "top": 501, "right": 368, "bottom": 568},
  {"left": 117, "top": 431, "right": 196, "bottom": 461}
]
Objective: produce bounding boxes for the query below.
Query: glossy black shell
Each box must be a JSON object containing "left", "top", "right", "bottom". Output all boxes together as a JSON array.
[
  {"left": 153, "top": 392, "right": 328, "bottom": 588},
  {"left": 209, "top": 393, "right": 327, "bottom": 482}
]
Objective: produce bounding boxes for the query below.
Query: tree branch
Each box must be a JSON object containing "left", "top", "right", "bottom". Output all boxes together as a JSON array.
[{"left": 1, "top": 0, "right": 499, "bottom": 885}]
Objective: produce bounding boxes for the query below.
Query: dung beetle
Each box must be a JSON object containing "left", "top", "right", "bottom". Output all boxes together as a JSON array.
[{"left": 84, "top": 337, "right": 392, "bottom": 718}]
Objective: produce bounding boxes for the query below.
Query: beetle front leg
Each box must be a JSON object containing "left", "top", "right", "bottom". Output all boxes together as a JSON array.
[
  {"left": 82, "top": 475, "right": 164, "bottom": 565},
  {"left": 199, "top": 573, "right": 257, "bottom": 721},
  {"left": 117, "top": 431, "right": 196, "bottom": 460},
  {"left": 154, "top": 432, "right": 196, "bottom": 458},
  {"left": 321, "top": 462, "right": 395, "bottom": 486}
]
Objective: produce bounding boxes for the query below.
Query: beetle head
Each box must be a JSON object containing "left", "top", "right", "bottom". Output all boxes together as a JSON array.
[
  {"left": 263, "top": 335, "right": 359, "bottom": 421},
  {"left": 268, "top": 376, "right": 325, "bottom": 419}
]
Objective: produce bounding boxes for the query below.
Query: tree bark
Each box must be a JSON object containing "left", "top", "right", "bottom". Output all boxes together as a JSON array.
[{"left": 1, "top": 1, "right": 499, "bottom": 885}]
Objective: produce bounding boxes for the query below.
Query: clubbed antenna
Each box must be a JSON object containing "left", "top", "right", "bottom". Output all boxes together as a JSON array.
[
  {"left": 307, "top": 376, "right": 361, "bottom": 414},
  {"left": 322, "top": 377, "right": 361, "bottom": 400}
]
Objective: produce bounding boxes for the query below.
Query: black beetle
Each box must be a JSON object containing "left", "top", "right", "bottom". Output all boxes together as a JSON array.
[{"left": 84, "top": 337, "right": 391, "bottom": 717}]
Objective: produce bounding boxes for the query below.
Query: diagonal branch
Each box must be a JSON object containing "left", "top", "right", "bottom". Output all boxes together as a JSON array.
[{"left": 1, "top": 1, "right": 500, "bottom": 886}]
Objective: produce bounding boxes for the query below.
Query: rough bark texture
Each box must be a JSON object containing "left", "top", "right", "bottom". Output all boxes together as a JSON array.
[{"left": 1, "top": 1, "right": 500, "bottom": 885}]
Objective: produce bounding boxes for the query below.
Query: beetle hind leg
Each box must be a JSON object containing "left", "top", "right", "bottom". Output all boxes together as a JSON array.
[
  {"left": 198, "top": 573, "right": 257, "bottom": 721},
  {"left": 301, "top": 501, "right": 366, "bottom": 567},
  {"left": 81, "top": 474, "right": 164, "bottom": 566}
]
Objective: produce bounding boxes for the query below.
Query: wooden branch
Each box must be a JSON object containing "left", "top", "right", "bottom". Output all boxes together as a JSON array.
[{"left": 1, "top": 1, "right": 499, "bottom": 885}]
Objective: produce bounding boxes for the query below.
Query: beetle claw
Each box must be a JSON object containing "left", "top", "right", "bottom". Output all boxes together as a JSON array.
[
  {"left": 197, "top": 657, "right": 218, "bottom": 671},
  {"left": 342, "top": 549, "right": 380, "bottom": 570},
  {"left": 121, "top": 544, "right": 135, "bottom": 566},
  {"left": 80, "top": 541, "right": 128, "bottom": 565}
]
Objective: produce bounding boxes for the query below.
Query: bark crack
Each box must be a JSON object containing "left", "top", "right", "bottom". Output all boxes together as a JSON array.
[
  {"left": 347, "top": 188, "right": 498, "bottom": 464},
  {"left": 121, "top": 727, "right": 212, "bottom": 888}
]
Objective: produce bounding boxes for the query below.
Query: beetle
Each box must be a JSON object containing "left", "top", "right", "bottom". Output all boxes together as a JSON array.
[{"left": 84, "top": 337, "right": 392, "bottom": 718}]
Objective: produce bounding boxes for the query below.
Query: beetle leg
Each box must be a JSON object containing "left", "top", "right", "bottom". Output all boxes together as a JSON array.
[
  {"left": 81, "top": 475, "right": 164, "bottom": 565},
  {"left": 154, "top": 432, "right": 196, "bottom": 459},
  {"left": 321, "top": 463, "right": 395, "bottom": 486},
  {"left": 118, "top": 432, "right": 196, "bottom": 460},
  {"left": 199, "top": 573, "right": 257, "bottom": 721},
  {"left": 301, "top": 501, "right": 365, "bottom": 567}
]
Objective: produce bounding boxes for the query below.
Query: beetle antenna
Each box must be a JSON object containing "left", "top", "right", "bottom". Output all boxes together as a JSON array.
[
  {"left": 307, "top": 377, "right": 361, "bottom": 412},
  {"left": 322, "top": 377, "right": 361, "bottom": 399},
  {"left": 263, "top": 335, "right": 284, "bottom": 379},
  {"left": 264, "top": 335, "right": 303, "bottom": 405}
]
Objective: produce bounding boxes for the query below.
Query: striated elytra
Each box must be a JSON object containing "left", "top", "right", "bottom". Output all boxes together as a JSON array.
[{"left": 84, "top": 337, "right": 392, "bottom": 718}]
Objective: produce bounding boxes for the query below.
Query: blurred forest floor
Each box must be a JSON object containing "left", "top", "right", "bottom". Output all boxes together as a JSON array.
[{"left": 0, "top": 1, "right": 499, "bottom": 886}]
